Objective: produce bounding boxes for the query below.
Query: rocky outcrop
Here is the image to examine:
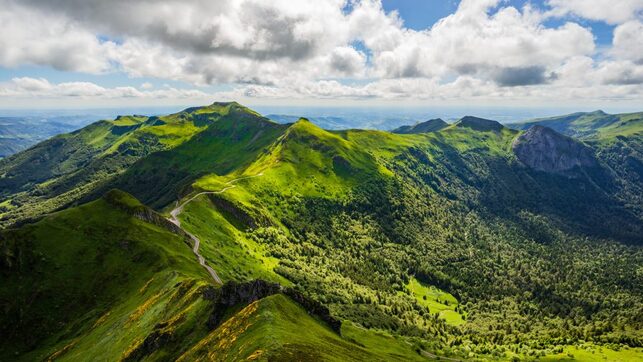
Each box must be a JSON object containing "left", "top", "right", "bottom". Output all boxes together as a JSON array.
[
  {"left": 512, "top": 125, "right": 598, "bottom": 173},
  {"left": 203, "top": 279, "right": 342, "bottom": 333},
  {"left": 392, "top": 118, "right": 448, "bottom": 134},
  {"left": 103, "top": 189, "right": 190, "bottom": 240},
  {"left": 208, "top": 194, "right": 268, "bottom": 230},
  {"left": 121, "top": 328, "right": 172, "bottom": 362}
]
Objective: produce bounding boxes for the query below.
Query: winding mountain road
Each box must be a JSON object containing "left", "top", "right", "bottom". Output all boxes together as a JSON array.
[{"left": 167, "top": 173, "right": 264, "bottom": 284}]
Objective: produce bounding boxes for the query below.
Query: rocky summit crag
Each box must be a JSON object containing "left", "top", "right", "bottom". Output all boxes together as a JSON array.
[{"left": 512, "top": 125, "right": 599, "bottom": 173}]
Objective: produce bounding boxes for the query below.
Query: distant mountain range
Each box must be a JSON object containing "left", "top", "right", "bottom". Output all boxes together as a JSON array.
[
  {"left": 0, "top": 102, "right": 641, "bottom": 360},
  {"left": 507, "top": 110, "right": 643, "bottom": 139},
  {"left": 0, "top": 116, "right": 94, "bottom": 158},
  {"left": 2, "top": 109, "right": 639, "bottom": 159}
]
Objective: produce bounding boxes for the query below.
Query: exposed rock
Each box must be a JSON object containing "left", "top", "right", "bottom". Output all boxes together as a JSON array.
[
  {"left": 203, "top": 279, "right": 341, "bottom": 334},
  {"left": 103, "top": 189, "right": 190, "bottom": 240},
  {"left": 121, "top": 329, "right": 172, "bottom": 362},
  {"left": 283, "top": 288, "right": 342, "bottom": 333},
  {"left": 208, "top": 194, "right": 268, "bottom": 230},
  {"left": 392, "top": 118, "right": 448, "bottom": 134},
  {"left": 512, "top": 125, "right": 599, "bottom": 173},
  {"left": 456, "top": 116, "right": 504, "bottom": 132}
]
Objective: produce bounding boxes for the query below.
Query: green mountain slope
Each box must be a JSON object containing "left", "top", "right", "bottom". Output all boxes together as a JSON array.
[
  {"left": 179, "top": 293, "right": 424, "bottom": 361},
  {"left": 0, "top": 190, "right": 424, "bottom": 361},
  {"left": 1, "top": 102, "right": 642, "bottom": 361},
  {"left": 392, "top": 118, "right": 448, "bottom": 134},
  {"left": 103, "top": 106, "right": 288, "bottom": 209},
  {"left": 507, "top": 110, "right": 643, "bottom": 140},
  {"left": 0, "top": 102, "right": 256, "bottom": 227},
  {"left": 0, "top": 190, "right": 212, "bottom": 360},
  {"left": 506, "top": 111, "right": 643, "bottom": 220}
]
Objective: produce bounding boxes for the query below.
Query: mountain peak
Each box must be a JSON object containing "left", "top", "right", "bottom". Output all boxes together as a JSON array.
[
  {"left": 456, "top": 116, "right": 504, "bottom": 132},
  {"left": 208, "top": 100, "right": 244, "bottom": 109},
  {"left": 180, "top": 101, "right": 246, "bottom": 115},
  {"left": 512, "top": 125, "right": 598, "bottom": 173},
  {"left": 392, "top": 118, "right": 448, "bottom": 134}
]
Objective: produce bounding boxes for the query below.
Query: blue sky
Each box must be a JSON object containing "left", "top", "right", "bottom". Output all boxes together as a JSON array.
[
  {"left": 0, "top": 0, "right": 640, "bottom": 109},
  {"left": 382, "top": 0, "right": 616, "bottom": 46},
  {"left": 0, "top": 0, "right": 616, "bottom": 86}
]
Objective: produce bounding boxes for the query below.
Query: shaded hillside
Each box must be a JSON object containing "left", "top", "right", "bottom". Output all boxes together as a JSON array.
[
  {"left": 455, "top": 116, "right": 505, "bottom": 132},
  {"left": 392, "top": 118, "right": 448, "bottom": 134},
  {"left": 0, "top": 190, "right": 209, "bottom": 360},
  {"left": 1, "top": 102, "right": 642, "bottom": 360},
  {"left": 508, "top": 110, "right": 643, "bottom": 139},
  {"left": 512, "top": 125, "right": 598, "bottom": 173},
  {"left": 0, "top": 102, "right": 260, "bottom": 227}
]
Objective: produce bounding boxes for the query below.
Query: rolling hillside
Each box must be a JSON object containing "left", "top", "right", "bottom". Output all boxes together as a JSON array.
[
  {"left": 507, "top": 110, "right": 643, "bottom": 140},
  {"left": 1, "top": 102, "right": 642, "bottom": 361},
  {"left": 0, "top": 116, "right": 92, "bottom": 158}
]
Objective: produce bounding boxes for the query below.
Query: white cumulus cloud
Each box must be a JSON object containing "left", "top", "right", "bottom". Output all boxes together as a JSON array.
[{"left": 0, "top": 0, "right": 641, "bottom": 105}]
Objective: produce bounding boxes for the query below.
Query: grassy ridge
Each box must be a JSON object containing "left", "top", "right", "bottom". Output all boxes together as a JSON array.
[
  {"left": 507, "top": 110, "right": 643, "bottom": 140},
  {"left": 106, "top": 106, "right": 288, "bottom": 209},
  {"left": 0, "top": 191, "right": 210, "bottom": 360},
  {"left": 0, "top": 102, "right": 641, "bottom": 360},
  {"left": 0, "top": 102, "right": 250, "bottom": 227},
  {"left": 178, "top": 294, "right": 424, "bottom": 361}
]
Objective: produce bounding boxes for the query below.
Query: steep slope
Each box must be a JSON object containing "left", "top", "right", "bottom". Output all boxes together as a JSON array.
[
  {"left": 179, "top": 293, "right": 424, "bottom": 361},
  {"left": 508, "top": 110, "right": 643, "bottom": 139},
  {"left": 0, "top": 102, "right": 261, "bottom": 227},
  {"left": 102, "top": 105, "right": 287, "bottom": 209},
  {"left": 0, "top": 188, "right": 426, "bottom": 361},
  {"left": 0, "top": 190, "right": 212, "bottom": 360},
  {"left": 392, "top": 118, "right": 448, "bottom": 134},
  {"left": 513, "top": 125, "right": 599, "bottom": 173},
  {"left": 1, "top": 103, "right": 642, "bottom": 360}
]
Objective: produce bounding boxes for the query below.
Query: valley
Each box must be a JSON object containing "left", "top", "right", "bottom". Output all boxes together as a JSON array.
[{"left": 0, "top": 102, "right": 641, "bottom": 361}]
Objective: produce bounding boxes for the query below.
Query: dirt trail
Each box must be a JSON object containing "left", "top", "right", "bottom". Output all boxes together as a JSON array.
[{"left": 167, "top": 173, "right": 263, "bottom": 284}]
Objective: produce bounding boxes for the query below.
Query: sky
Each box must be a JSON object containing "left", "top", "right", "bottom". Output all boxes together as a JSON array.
[{"left": 0, "top": 0, "right": 642, "bottom": 110}]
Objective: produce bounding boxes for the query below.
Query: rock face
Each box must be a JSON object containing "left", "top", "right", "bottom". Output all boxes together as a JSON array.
[
  {"left": 456, "top": 116, "right": 504, "bottom": 132},
  {"left": 103, "top": 189, "right": 189, "bottom": 239},
  {"left": 512, "top": 125, "right": 598, "bottom": 173},
  {"left": 392, "top": 118, "right": 448, "bottom": 134},
  {"left": 203, "top": 279, "right": 342, "bottom": 333}
]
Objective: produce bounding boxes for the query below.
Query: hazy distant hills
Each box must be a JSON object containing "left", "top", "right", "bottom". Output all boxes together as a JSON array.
[
  {"left": 0, "top": 116, "right": 92, "bottom": 158},
  {"left": 3, "top": 109, "right": 639, "bottom": 160},
  {"left": 391, "top": 118, "right": 448, "bottom": 134},
  {"left": 506, "top": 110, "right": 643, "bottom": 139},
  {"left": 1, "top": 102, "right": 642, "bottom": 361}
]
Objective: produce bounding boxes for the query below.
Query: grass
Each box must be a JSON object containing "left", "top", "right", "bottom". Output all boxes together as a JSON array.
[
  {"left": 0, "top": 192, "right": 210, "bottom": 360},
  {"left": 48, "top": 274, "right": 212, "bottom": 362},
  {"left": 2, "top": 102, "right": 642, "bottom": 361},
  {"left": 178, "top": 294, "right": 424, "bottom": 361},
  {"left": 0, "top": 101, "right": 264, "bottom": 227},
  {"left": 341, "top": 322, "right": 428, "bottom": 361},
  {"left": 179, "top": 194, "right": 288, "bottom": 285},
  {"left": 539, "top": 344, "right": 643, "bottom": 361},
  {"left": 508, "top": 110, "right": 643, "bottom": 140},
  {"left": 405, "top": 277, "right": 465, "bottom": 326},
  {"left": 111, "top": 109, "right": 288, "bottom": 209}
]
